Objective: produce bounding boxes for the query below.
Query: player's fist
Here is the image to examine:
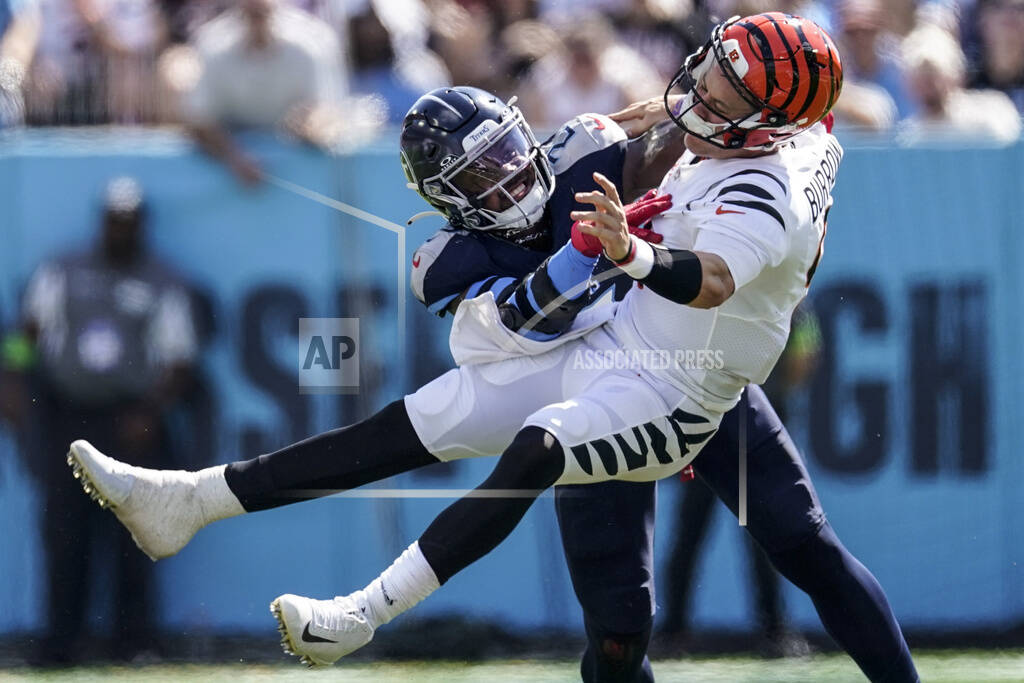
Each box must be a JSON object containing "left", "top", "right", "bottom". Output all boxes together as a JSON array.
[{"left": 571, "top": 220, "right": 604, "bottom": 257}]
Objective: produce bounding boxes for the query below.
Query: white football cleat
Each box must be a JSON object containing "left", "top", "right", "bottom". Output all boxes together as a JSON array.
[
  {"left": 270, "top": 593, "right": 375, "bottom": 667},
  {"left": 67, "top": 439, "right": 209, "bottom": 560}
]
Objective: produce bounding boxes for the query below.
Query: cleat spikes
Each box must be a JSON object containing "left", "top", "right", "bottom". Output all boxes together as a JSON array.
[
  {"left": 268, "top": 593, "right": 374, "bottom": 667},
  {"left": 67, "top": 446, "right": 118, "bottom": 512},
  {"left": 66, "top": 440, "right": 206, "bottom": 560},
  {"left": 270, "top": 599, "right": 299, "bottom": 661}
]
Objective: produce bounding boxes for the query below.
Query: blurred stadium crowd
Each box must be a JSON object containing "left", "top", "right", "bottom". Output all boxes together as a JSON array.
[{"left": 1, "top": 0, "right": 1022, "bottom": 161}]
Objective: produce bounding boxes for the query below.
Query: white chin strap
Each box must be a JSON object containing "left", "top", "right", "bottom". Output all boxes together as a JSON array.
[{"left": 488, "top": 180, "right": 548, "bottom": 230}]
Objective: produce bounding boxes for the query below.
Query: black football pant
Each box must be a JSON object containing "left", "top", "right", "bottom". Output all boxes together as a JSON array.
[
  {"left": 556, "top": 385, "right": 919, "bottom": 683},
  {"left": 660, "top": 478, "right": 784, "bottom": 639}
]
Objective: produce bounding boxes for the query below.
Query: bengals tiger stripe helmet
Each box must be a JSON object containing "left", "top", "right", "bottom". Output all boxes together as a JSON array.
[{"left": 665, "top": 13, "right": 843, "bottom": 151}]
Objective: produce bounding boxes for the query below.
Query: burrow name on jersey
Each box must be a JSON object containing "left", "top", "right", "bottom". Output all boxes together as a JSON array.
[{"left": 802, "top": 136, "right": 843, "bottom": 225}]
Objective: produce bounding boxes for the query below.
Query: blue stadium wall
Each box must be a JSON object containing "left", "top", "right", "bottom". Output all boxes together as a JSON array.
[{"left": 1, "top": 131, "right": 1021, "bottom": 636}]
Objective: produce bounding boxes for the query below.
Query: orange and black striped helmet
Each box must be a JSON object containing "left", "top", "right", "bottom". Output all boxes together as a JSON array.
[{"left": 665, "top": 13, "right": 843, "bottom": 150}]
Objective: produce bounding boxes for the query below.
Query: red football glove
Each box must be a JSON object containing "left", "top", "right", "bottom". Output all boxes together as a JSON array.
[
  {"left": 570, "top": 190, "right": 672, "bottom": 257},
  {"left": 625, "top": 189, "right": 672, "bottom": 242},
  {"left": 571, "top": 220, "right": 604, "bottom": 257}
]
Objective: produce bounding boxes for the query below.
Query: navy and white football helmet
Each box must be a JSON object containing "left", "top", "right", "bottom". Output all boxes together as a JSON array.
[{"left": 400, "top": 86, "right": 555, "bottom": 231}]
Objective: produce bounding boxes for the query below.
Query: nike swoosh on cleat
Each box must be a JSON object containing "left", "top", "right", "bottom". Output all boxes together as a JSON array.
[
  {"left": 302, "top": 624, "right": 339, "bottom": 643},
  {"left": 380, "top": 581, "right": 395, "bottom": 606}
]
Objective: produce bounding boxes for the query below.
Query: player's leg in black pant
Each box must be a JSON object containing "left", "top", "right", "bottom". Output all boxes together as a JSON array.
[
  {"left": 556, "top": 480, "right": 657, "bottom": 683},
  {"left": 746, "top": 536, "right": 786, "bottom": 644},
  {"left": 416, "top": 426, "right": 564, "bottom": 583},
  {"left": 769, "top": 522, "right": 917, "bottom": 682},
  {"left": 694, "top": 385, "right": 919, "bottom": 683},
  {"left": 660, "top": 479, "right": 717, "bottom": 637},
  {"left": 228, "top": 414, "right": 564, "bottom": 583},
  {"left": 581, "top": 618, "right": 655, "bottom": 683},
  {"left": 223, "top": 399, "right": 437, "bottom": 511}
]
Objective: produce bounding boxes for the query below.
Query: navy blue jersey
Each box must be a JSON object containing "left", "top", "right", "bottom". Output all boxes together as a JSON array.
[{"left": 410, "top": 113, "right": 633, "bottom": 314}]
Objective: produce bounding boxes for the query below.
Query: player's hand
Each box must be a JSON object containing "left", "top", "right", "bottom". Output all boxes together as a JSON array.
[
  {"left": 570, "top": 220, "right": 603, "bottom": 257},
  {"left": 608, "top": 96, "right": 681, "bottom": 138},
  {"left": 571, "top": 172, "right": 631, "bottom": 262},
  {"left": 624, "top": 189, "right": 671, "bottom": 244}
]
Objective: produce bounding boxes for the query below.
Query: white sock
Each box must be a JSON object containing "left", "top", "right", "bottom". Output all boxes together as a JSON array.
[
  {"left": 351, "top": 541, "right": 440, "bottom": 629},
  {"left": 193, "top": 465, "right": 246, "bottom": 524}
]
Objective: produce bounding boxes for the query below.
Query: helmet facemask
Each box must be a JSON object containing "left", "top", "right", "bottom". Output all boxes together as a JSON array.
[
  {"left": 664, "top": 17, "right": 815, "bottom": 152},
  {"left": 403, "top": 104, "right": 555, "bottom": 231}
]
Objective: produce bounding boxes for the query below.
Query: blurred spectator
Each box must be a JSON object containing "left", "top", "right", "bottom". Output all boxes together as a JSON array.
[
  {"left": 709, "top": 1, "right": 834, "bottom": 32},
  {"left": 0, "top": 0, "right": 39, "bottom": 127},
  {"left": 428, "top": 0, "right": 502, "bottom": 93},
  {"left": 898, "top": 23, "right": 1022, "bottom": 144},
  {"left": 660, "top": 302, "right": 822, "bottom": 659},
  {"left": 836, "top": 0, "right": 915, "bottom": 118},
  {"left": 518, "top": 13, "right": 661, "bottom": 130},
  {"left": 969, "top": 0, "right": 1024, "bottom": 114},
  {"left": 496, "top": 18, "right": 560, "bottom": 103},
  {"left": 158, "top": 0, "right": 230, "bottom": 45},
  {"left": 180, "top": 0, "right": 348, "bottom": 185},
  {"left": 606, "top": 0, "right": 709, "bottom": 80},
  {"left": 917, "top": 0, "right": 963, "bottom": 35},
  {"left": 829, "top": 0, "right": 903, "bottom": 131},
  {"left": 2, "top": 177, "right": 197, "bottom": 665},
  {"left": 539, "top": 0, "right": 630, "bottom": 16},
  {"left": 831, "top": 81, "right": 899, "bottom": 132},
  {"left": 489, "top": 0, "right": 538, "bottom": 27},
  {"left": 420, "top": 0, "right": 543, "bottom": 96},
  {"left": 888, "top": 0, "right": 922, "bottom": 36},
  {"left": 348, "top": 2, "right": 448, "bottom": 124},
  {"left": 24, "top": 0, "right": 166, "bottom": 125}
]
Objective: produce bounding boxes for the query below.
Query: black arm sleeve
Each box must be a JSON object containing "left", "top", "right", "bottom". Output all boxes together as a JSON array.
[
  {"left": 498, "top": 253, "right": 593, "bottom": 338},
  {"left": 636, "top": 246, "right": 703, "bottom": 305}
]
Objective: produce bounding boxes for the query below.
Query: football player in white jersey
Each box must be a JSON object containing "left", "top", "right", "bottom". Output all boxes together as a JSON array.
[{"left": 61, "top": 12, "right": 908, "bottom": 676}]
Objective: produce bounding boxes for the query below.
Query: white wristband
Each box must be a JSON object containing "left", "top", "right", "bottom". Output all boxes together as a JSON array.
[{"left": 615, "top": 236, "right": 655, "bottom": 279}]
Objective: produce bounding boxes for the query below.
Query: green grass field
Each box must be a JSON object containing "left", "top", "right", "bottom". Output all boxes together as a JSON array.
[{"left": 3, "top": 652, "right": 1024, "bottom": 682}]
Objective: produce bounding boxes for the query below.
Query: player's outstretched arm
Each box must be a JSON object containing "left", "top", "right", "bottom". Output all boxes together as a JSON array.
[
  {"left": 495, "top": 241, "right": 600, "bottom": 341},
  {"left": 608, "top": 95, "right": 683, "bottom": 138},
  {"left": 622, "top": 120, "right": 687, "bottom": 201},
  {"left": 573, "top": 173, "right": 735, "bottom": 309}
]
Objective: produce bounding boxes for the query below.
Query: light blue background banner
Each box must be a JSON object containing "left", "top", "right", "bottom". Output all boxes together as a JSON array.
[{"left": 0, "top": 131, "right": 1020, "bottom": 635}]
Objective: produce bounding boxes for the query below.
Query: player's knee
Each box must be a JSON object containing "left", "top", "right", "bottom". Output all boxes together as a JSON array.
[
  {"left": 583, "top": 626, "right": 652, "bottom": 681},
  {"left": 496, "top": 426, "right": 565, "bottom": 490},
  {"left": 768, "top": 522, "right": 846, "bottom": 593},
  {"left": 601, "top": 636, "right": 630, "bottom": 664}
]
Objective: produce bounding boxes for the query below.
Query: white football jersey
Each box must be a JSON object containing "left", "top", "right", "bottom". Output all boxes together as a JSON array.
[{"left": 610, "top": 122, "right": 843, "bottom": 413}]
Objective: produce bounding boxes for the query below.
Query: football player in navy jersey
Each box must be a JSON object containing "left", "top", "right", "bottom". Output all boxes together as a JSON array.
[
  {"left": 397, "top": 86, "right": 917, "bottom": 683},
  {"left": 67, "top": 13, "right": 918, "bottom": 682}
]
